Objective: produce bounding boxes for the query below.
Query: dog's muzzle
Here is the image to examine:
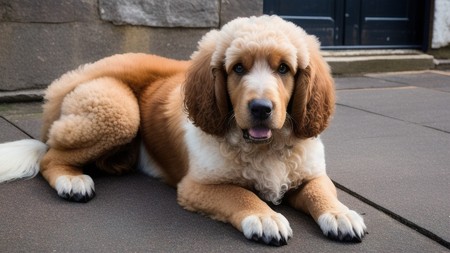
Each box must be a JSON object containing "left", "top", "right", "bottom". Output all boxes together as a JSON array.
[{"left": 242, "top": 99, "right": 274, "bottom": 143}]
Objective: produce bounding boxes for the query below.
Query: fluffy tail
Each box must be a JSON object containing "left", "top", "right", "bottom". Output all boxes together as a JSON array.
[{"left": 0, "top": 139, "right": 48, "bottom": 183}]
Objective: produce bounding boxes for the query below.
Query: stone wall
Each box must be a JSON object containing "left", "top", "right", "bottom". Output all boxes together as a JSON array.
[
  {"left": 432, "top": 0, "right": 450, "bottom": 49},
  {"left": 0, "top": 0, "right": 263, "bottom": 92}
]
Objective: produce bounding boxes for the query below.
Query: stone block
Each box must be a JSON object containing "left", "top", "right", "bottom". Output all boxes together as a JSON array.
[
  {"left": 326, "top": 54, "right": 434, "bottom": 75},
  {"left": 0, "top": 0, "right": 98, "bottom": 22},
  {"left": 0, "top": 22, "right": 208, "bottom": 91},
  {"left": 220, "top": 0, "right": 263, "bottom": 26},
  {"left": 99, "top": 0, "right": 220, "bottom": 28}
]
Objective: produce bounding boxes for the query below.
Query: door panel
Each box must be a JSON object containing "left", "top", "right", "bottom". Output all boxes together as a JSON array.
[
  {"left": 263, "top": 0, "right": 344, "bottom": 46},
  {"left": 263, "top": 0, "right": 426, "bottom": 49},
  {"left": 358, "top": 0, "right": 424, "bottom": 46}
]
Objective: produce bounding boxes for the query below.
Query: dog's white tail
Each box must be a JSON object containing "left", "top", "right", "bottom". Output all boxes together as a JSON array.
[{"left": 0, "top": 139, "right": 48, "bottom": 183}]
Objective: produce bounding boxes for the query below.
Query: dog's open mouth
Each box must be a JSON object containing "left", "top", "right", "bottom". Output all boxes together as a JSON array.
[{"left": 243, "top": 126, "right": 273, "bottom": 143}]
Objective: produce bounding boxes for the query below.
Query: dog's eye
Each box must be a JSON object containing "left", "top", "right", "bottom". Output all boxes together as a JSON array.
[
  {"left": 277, "top": 63, "right": 290, "bottom": 74},
  {"left": 233, "top": 63, "right": 245, "bottom": 75}
]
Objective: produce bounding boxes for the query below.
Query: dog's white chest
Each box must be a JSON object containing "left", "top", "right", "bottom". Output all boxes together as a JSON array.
[{"left": 185, "top": 124, "right": 327, "bottom": 205}]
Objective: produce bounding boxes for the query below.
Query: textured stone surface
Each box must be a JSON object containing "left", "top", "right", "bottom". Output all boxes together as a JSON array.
[
  {"left": 326, "top": 54, "right": 435, "bottom": 75},
  {"left": 0, "top": 0, "right": 98, "bottom": 22},
  {"left": 335, "top": 70, "right": 450, "bottom": 91},
  {"left": 432, "top": 0, "right": 450, "bottom": 48},
  {"left": 0, "top": 22, "right": 207, "bottom": 91},
  {"left": 220, "top": 0, "right": 263, "bottom": 26},
  {"left": 334, "top": 76, "right": 405, "bottom": 90},
  {"left": 0, "top": 117, "right": 30, "bottom": 142},
  {"left": 0, "top": 102, "right": 42, "bottom": 139},
  {"left": 99, "top": 0, "right": 220, "bottom": 27},
  {"left": 322, "top": 84, "right": 450, "bottom": 244},
  {"left": 336, "top": 86, "right": 450, "bottom": 133},
  {"left": 1, "top": 171, "right": 448, "bottom": 252},
  {"left": 366, "top": 71, "right": 450, "bottom": 93}
]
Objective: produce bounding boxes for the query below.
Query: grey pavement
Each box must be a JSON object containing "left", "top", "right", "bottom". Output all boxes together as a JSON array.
[{"left": 1, "top": 70, "right": 450, "bottom": 252}]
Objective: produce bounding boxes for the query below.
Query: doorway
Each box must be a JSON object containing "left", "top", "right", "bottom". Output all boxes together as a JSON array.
[{"left": 263, "top": 0, "right": 429, "bottom": 49}]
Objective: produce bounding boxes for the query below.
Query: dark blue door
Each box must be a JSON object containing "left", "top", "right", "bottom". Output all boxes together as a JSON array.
[{"left": 263, "top": 0, "right": 428, "bottom": 49}]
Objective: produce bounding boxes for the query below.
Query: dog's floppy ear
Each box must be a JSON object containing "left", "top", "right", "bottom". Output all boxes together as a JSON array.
[
  {"left": 290, "top": 36, "right": 335, "bottom": 139},
  {"left": 184, "top": 32, "right": 230, "bottom": 137}
]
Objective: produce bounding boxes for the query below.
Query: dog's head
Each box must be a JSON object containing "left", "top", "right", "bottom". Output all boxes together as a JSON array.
[{"left": 184, "top": 15, "right": 335, "bottom": 142}]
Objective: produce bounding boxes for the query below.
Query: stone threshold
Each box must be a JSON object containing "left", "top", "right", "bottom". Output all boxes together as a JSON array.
[
  {"left": 0, "top": 89, "right": 45, "bottom": 103},
  {"left": 322, "top": 49, "right": 435, "bottom": 76}
]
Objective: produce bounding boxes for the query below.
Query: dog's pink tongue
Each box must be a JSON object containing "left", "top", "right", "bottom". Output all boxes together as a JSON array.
[{"left": 248, "top": 127, "right": 272, "bottom": 139}]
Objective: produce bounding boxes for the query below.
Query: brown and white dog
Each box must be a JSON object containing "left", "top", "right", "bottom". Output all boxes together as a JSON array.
[{"left": 0, "top": 16, "right": 366, "bottom": 245}]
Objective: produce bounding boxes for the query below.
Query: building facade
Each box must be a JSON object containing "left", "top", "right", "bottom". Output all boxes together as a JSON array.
[{"left": 0, "top": 0, "right": 448, "bottom": 92}]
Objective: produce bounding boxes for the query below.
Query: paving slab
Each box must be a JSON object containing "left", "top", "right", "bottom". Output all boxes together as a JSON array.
[
  {"left": 366, "top": 71, "right": 450, "bottom": 93},
  {"left": 0, "top": 102, "right": 43, "bottom": 139},
  {"left": 1, "top": 171, "right": 447, "bottom": 252},
  {"left": 2, "top": 113, "right": 42, "bottom": 139},
  {"left": 0, "top": 117, "right": 30, "bottom": 142},
  {"left": 322, "top": 104, "right": 450, "bottom": 246},
  {"left": 334, "top": 76, "right": 407, "bottom": 90},
  {"left": 1, "top": 102, "right": 448, "bottom": 251},
  {"left": 335, "top": 86, "right": 450, "bottom": 133}
]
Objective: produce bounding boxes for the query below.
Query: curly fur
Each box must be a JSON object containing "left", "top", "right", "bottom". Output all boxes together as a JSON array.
[
  {"left": 184, "top": 15, "right": 334, "bottom": 140},
  {"left": 220, "top": 127, "right": 325, "bottom": 204},
  {"left": 0, "top": 15, "right": 365, "bottom": 246}
]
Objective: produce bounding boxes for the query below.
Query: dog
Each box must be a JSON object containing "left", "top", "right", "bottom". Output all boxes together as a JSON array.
[{"left": 0, "top": 15, "right": 366, "bottom": 246}]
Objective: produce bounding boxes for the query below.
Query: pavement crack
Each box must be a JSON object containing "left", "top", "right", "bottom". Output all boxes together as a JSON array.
[
  {"left": 333, "top": 180, "right": 450, "bottom": 249},
  {"left": 0, "top": 115, "right": 34, "bottom": 139},
  {"left": 336, "top": 103, "right": 450, "bottom": 135}
]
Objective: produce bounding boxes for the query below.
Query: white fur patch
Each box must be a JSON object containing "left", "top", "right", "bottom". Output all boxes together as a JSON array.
[
  {"left": 0, "top": 139, "right": 48, "bottom": 183},
  {"left": 241, "top": 213, "right": 292, "bottom": 244},
  {"left": 243, "top": 60, "right": 279, "bottom": 98},
  {"left": 55, "top": 175, "right": 95, "bottom": 198},
  {"left": 185, "top": 120, "right": 326, "bottom": 205},
  {"left": 317, "top": 210, "right": 367, "bottom": 240},
  {"left": 137, "top": 141, "right": 163, "bottom": 178}
]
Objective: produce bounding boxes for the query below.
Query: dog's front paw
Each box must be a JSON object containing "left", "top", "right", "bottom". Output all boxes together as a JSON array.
[
  {"left": 318, "top": 209, "right": 367, "bottom": 242},
  {"left": 55, "top": 175, "right": 95, "bottom": 202},
  {"left": 241, "top": 213, "right": 292, "bottom": 246}
]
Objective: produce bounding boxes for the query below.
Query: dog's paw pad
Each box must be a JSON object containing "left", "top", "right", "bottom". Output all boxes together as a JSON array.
[
  {"left": 241, "top": 213, "right": 292, "bottom": 246},
  {"left": 55, "top": 175, "right": 95, "bottom": 203},
  {"left": 318, "top": 210, "right": 367, "bottom": 242}
]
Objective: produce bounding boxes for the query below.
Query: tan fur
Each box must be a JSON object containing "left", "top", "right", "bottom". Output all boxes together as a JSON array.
[
  {"left": 40, "top": 54, "right": 189, "bottom": 188},
  {"left": 184, "top": 33, "right": 230, "bottom": 137},
  {"left": 287, "top": 175, "right": 343, "bottom": 219},
  {"left": 290, "top": 36, "right": 335, "bottom": 138},
  {"left": 178, "top": 175, "right": 275, "bottom": 228},
  {"left": 41, "top": 78, "right": 140, "bottom": 187},
  {"left": 33, "top": 15, "right": 364, "bottom": 244},
  {"left": 139, "top": 74, "right": 190, "bottom": 187},
  {"left": 41, "top": 54, "right": 189, "bottom": 141}
]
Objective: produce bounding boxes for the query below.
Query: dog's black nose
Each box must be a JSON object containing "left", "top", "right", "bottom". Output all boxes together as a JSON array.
[{"left": 249, "top": 99, "right": 273, "bottom": 120}]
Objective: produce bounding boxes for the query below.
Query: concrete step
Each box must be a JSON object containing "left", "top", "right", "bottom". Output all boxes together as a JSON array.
[
  {"left": 434, "top": 58, "right": 450, "bottom": 70},
  {"left": 0, "top": 89, "right": 45, "bottom": 103},
  {"left": 323, "top": 49, "right": 435, "bottom": 76}
]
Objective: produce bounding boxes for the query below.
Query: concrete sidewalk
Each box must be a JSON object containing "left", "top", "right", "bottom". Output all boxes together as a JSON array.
[{"left": 1, "top": 70, "right": 449, "bottom": 252}]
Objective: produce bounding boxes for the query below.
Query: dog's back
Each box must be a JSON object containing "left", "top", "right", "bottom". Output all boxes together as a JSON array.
[{"left": 41, "top": 54, "right": 190, "bottom": 142}]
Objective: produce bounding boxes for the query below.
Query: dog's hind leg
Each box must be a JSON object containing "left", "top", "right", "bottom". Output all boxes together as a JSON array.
[{"left": 40, "top": 77, "right": 140, "bottom": 202}]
